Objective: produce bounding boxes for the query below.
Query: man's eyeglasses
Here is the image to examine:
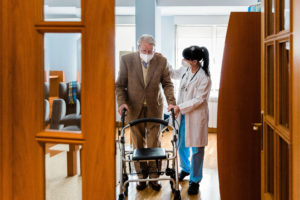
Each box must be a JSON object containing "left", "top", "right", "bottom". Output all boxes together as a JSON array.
[{"left": 140, "top": 49, "right": 155, "bottom": 54}]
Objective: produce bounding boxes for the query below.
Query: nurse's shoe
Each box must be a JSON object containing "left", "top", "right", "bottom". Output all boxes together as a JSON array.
[
  {"left": 178, "top": 170, "right": 190, "bottom": 181},
  {"left": 187, "top": 182, "right": 199, "bottom": 195}
]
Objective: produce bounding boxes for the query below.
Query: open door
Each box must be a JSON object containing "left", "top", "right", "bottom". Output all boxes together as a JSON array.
[
  {"left": 217, "top": 12, "right": 261, "bottom": 200},
  {"left": 0, "top": 0, "right": 115, "bottom": 199}
]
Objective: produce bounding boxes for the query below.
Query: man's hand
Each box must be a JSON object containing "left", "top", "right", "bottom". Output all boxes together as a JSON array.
[
  {"left": 118, "top": 104, "right": 129, "bottom": 115},
  {"left": 168, "top": 104, "right": 180, "bottom": 118}
]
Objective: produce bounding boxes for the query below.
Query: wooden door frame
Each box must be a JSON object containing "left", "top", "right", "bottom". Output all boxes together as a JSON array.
[
  {"left": 293, "top": 1, "right": 300, "bottom": 199},
  {"left": 1, "top": 0, "right": 14, "bottom": 198},
  {"left": 0, "top": 0, "right": 116, "bottom": 199},
  {"left": 261, "top": 0, "right": 300, "bottom": 199}
]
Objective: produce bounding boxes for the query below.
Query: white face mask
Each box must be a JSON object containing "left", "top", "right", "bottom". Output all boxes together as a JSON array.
[
  {"left": 140, "top": 53, "right": 154, "bottom": 63},
  {"left": 181, "top": 59, "right": 191, "bottom": 68}
]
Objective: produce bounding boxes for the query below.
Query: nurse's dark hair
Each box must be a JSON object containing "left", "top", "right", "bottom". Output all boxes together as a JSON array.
[{"left": 182, "top": 45, "right": 210, "bottom": 77}]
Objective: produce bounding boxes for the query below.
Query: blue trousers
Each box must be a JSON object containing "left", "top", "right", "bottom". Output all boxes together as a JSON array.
[{"left": 178, "top": 115, "right": 205, "bottom": 183}]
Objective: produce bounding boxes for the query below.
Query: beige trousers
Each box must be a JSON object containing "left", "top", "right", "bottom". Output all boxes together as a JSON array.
[{"left": 130, "top": 106, "right": 161, "bottom": 179}]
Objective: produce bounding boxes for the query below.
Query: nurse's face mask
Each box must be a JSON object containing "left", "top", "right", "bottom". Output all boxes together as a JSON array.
[{"left": 181, "top": 59, "right": 191, "bottom": 68}]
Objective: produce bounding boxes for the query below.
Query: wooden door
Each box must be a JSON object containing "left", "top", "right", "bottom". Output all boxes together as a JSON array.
[
  {"left": 217, "top": 12, "right": 261, "bottom": 200},
  {"left": 0, "top": 0, "right": 115, "bottom": 199},
  {"left": 261, "top": 0, "right": 292, "bottom": 199}
]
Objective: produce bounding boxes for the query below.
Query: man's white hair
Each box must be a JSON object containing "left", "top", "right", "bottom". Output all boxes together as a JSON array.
[{"left": 137, "top": 34, "right": 155, "bottom": 46}]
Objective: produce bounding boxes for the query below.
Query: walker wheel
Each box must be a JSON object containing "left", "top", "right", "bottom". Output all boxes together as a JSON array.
[
  {"left": 174, "top": 190, "right": 181, "bottom": 200},
  {"left": 170, "top": 181, "right": 175, "bottom": 193},
  {"left": 123, "top": 174, "right": 129, "bottom": 196},
  {"left": 118, "top": 194, "right": 125, "bottom": 200}
]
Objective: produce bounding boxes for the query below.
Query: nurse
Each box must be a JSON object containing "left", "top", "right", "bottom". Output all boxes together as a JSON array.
[{"left": 168, "top": 46, "right": 211, "bottom": 195}]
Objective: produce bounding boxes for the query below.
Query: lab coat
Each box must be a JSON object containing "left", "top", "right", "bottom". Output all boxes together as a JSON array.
[{"left": 169, "top": 65, "right": 212, "bottom": 147}]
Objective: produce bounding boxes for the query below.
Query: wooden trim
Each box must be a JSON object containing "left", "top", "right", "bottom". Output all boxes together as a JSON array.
[
  {"left": 81, "top": 0, "right": 85, "bottom": 23},
  {"left": 289, "top": 33, "right": 293, "bottom": 200},
  {"left": 1, "top": 0, "right": 15, "bottom": 199},
  {"left": 36, "top": 137, "right": 84, "bottom": 144},
  {"left": 36, "top": 27, "right": 84, "bottom": 33},
  {"left": 36, "top": 22, "right": 84, "bottom": 27},
  {"left": 264, "top": 42, "right": 276, "bottom": 119},
  {"left": 34, "top": 0, "right": 43, "bottom": 23},
  {"left": 81, "top": 0, "right": 115, "bottom": 199},
  {"left": 276, "top": 125, "right": 290, "bottom": 143},
  {"left": 275, "top": 37, "right": 291, "bottom": 136},
  {"left": 275, "top": 0, "right": 279, "bottom": 34},
  {"left": 36, "top": 131, "right": 84, "bottom": 140},
  {"left": 292, "top": 0, "right": 300, "bottom": 198},
  {"left": 264, "top": 31, "right": 292, "bottom": 43},
  {"left": 274, "top": 133, "right": 279, "bottom": 200},
  {"left": 265, "top": 119, "right": 291, "bottom": 144},
  {"left": 208, "top": 127, "right": 217, "bottom": 133}
]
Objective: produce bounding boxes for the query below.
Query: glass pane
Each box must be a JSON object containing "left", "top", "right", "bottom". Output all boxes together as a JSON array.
[
  {"left": 279, "top": 137, "right": 289, "bottom": 200},
  {"left": 44, "top": 33, "right": 81, "bottom": 132},
  {"left": 266, "top": 125, "right": 274, "bottom": 194},
  {"left": 279, "top": 0, "right": 290, "bottom": 31},
  {"left": 45, "top": 143, "right": 82, "bottom": 200},
  {"left": 266, "top": 45, "right": 274, "bottom": 117},
  {"left": 266, "top": 0, "right": 275, "bottom": 35},
  {"left": 44, "top": 0, "right": 81, "bottom": 21},
  {"left": 279, "top": 42, "right": 290, "bottom": 128}
]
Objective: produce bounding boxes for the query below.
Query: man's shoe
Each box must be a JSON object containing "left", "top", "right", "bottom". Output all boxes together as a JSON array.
[
  {"left": 178, "top": 170, "right": 190, "bottom": 181},
  {"left": 187, "top": 182, "right": 199, "bottom": 195},
  {"left": 136, "top": 182, "right": 147, "bottom": 191},
  {"left": 149, "top": 181, "right": 162, "bottom": 191}
]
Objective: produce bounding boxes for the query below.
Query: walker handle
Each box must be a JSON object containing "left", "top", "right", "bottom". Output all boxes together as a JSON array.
[
  {"left": 170, "top": 108, "right": 176, "bottom": 128},
  {"left": 129, "top": 118, "right": 168, "bottom": 127},
  {"left": 121, "top": 108, "right": 127, "bottom": 128}
]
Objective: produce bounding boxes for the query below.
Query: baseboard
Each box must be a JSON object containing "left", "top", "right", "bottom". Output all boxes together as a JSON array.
[{"left": 208, "top": 127, "right": 217, "bottom": 133}]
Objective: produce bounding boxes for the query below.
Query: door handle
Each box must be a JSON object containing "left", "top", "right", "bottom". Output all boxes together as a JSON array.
[{"left": 252, "top": 122, "right": 262, "bottom": 131}]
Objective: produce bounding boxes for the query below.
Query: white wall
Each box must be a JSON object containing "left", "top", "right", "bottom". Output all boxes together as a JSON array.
[{"left": 174, "top": 15, "right": 229, "bottom": 25}]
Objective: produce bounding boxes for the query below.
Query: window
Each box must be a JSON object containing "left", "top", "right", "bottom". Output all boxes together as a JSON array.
[
  {"left": 115, "top": 25, "right": 136, "bottom": 79},
  {"left": 175, "top": 25, "right": 227, "bottom": 98}
]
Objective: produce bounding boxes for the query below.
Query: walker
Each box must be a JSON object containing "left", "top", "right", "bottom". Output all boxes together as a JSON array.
[{"left": 116, "top": 108, "right": 181, "bottom": 200}]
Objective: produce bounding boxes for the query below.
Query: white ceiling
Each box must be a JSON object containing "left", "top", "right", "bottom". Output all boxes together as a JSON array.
[
  {"left": 44, "top": 0, "right": 258, "bottom": 18},
  {"left": 115, "top": 0, "right": 257, "bottom": 7},
  {"left": 115, "top": 0, "right": 258, "bottom": 16},
  {"left": 45, "top": 0, "right": 257, "bottom": 8}
]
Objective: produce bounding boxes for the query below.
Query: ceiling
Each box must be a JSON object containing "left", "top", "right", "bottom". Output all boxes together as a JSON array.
[
  {"left": 44, "top": 0, "right": 258, "bottom": 18},
  {"left": 115, "top": 0, "right": 257, "bottom": 7},
  {"left": 115, "top": 0, "right": 258, "bottom": 16}
]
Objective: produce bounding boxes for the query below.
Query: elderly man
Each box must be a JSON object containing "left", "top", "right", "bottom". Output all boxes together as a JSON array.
[{"left": 116, "top": 34, "right": 176, "bottom": 191}]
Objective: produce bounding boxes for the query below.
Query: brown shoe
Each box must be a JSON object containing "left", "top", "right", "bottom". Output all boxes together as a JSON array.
[
  {"left": 136, "top": 182, "right": 147, "bottom": 191},
  {"left": 149, "top": 181, "right": 162, "bottom": 191}
]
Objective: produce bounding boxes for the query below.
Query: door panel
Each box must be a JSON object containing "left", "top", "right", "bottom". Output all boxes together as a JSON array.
[{"left": 0, "top": 0, "right": 115, "bottom": 199}]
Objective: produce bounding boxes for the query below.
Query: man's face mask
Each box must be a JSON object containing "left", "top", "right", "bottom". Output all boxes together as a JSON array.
[{"left": 140, "top": 52, "right": 154, "bottom": 63}]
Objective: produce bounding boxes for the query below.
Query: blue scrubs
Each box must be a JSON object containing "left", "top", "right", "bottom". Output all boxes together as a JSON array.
[{"left": 178, "top": 115, "right": 205, "bottom": 183}]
